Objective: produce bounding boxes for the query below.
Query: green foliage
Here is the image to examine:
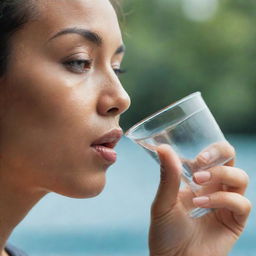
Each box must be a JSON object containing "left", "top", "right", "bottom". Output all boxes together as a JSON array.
[{"left": 119, "top": 0, "right": 256, "bottom": 133}]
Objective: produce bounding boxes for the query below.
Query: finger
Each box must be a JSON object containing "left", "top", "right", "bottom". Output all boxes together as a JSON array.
[
  {"left": 196, "top": 141, "right": 236, "bottom": 169},
  {"left": 193, "top": 191, "right": 252, "bottom": 225},
  {"left": 151, "top": 144, "right": 182, "bottom": 216},
  {"left": 193, "top": 166, "right": 249, "bottom": 195}
]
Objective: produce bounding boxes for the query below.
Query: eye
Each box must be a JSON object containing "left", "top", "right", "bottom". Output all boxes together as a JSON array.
[
  {"left": 113, "top": 68, "right": 126, "bottom": 76},
  {"left": 63, "top": 59, "right": 92, "bottom": 74}
]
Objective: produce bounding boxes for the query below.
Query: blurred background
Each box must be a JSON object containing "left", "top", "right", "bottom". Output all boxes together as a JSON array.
[
  {"left": 120, "top": 0, "right": 256, "bottom": 134},
  {"left": 9, "top": 0, "right": 256, "bottom": 255}
]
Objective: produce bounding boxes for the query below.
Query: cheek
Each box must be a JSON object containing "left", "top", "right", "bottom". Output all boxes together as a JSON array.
[
  {"left": 5, "top": 61, "right": 93, "bottom": 125},
  {"left": 1, "top": 62, "right": 105, "bottom": 197},
  {"left": 3, "top": 59, "right": 97, "bottom": 141}
]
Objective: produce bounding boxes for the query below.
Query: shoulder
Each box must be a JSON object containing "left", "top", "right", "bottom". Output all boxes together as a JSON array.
[{"left": 5, "top": 244, "right": 29, "bottom": 256}]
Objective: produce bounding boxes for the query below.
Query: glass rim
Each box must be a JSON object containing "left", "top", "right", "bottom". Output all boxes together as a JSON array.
[{"left": 125, "top": 91, "right": 201, "bottom": 138}]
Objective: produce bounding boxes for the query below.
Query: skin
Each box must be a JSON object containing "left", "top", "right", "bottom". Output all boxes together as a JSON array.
[
  {"left": 1, "top": 0, "right": 131, "bottom": 198},
  {"left": 150, "top": 143, "right": 251, "bottom": 256},
  {"left": 0, "top": 0, "right": 251, "bottom": 256},
  {"left": 0, "top": 0, "right": 130, "bottom": 254}
]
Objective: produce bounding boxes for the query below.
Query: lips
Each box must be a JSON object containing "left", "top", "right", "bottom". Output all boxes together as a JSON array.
[{"left": 91, "top": 129, "right": 123, "bottom": 163}]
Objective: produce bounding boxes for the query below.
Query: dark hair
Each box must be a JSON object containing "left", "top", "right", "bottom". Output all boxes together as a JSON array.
[
  {"left": 0, "top": 0, "right": 35, "bottom": 76},
  {"left": 0, "top": 0, "right": 122, "bottom": 76}
]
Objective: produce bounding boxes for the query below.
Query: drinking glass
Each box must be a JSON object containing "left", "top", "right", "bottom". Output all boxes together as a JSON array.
[{"left": 125, "top": 92, "right": 232, "bottom": 218}]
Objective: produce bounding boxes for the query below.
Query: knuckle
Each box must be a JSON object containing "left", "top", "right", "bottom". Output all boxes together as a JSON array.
[
  {"left": 239, "top": 169, "right": 249, "bottom": 187},
  {"left": 229, "top": 194, "right": 251, "bottom": 214},
  {"left": 224, "top": 192, "right": 242, "bottom": 206},
  {"left": 213, "top": 166, "right": 249, "bottom": 188},
  {"left": 244, "top": 198, "right": 252, "bottom": 214},
  {"left": 228, "top": 143, "right": 236, "bottom": 156},
  {"left": 222, "top": 141, "right": 236, "bottom": 158}
]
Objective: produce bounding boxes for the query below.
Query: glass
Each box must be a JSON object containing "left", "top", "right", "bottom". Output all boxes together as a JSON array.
[{"left": 125, "top": 92, "right": 232, "bottom": 218}]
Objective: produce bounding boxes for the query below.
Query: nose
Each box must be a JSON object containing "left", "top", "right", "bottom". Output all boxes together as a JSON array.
[{"left": 96, "top": 75, "right": 131, "bottom": 117}]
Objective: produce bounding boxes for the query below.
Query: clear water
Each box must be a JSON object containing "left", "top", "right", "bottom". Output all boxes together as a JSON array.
[{"left": 8, "top": 135, "right": 256, "bottom": 256}]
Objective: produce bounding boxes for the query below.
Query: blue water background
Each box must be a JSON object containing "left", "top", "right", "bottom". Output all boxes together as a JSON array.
[{"left": 9, "top": 135, "right": 256, "bottom": 256}]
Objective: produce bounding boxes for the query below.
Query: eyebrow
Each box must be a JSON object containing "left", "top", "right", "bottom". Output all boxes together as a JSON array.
[
  {"left": 48, "top": 27, "right": 125, "bottom": 55},
  {"left": 48, "top": 27, "right": 103, "bottom": 46}
]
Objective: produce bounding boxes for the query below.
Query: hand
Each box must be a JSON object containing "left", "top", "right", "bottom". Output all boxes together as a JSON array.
[{"left": 149, "top": 142, "right": 251, "bottom": 256}]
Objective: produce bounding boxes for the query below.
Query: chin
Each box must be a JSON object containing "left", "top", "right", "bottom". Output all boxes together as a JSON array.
[{"left": 53, "top": 172, "right": 107, "bottom": 199}]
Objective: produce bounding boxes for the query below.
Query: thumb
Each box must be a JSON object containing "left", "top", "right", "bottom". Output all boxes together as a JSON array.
[{"left": 151, "top": 144, "right": 182, "bottom": 216}]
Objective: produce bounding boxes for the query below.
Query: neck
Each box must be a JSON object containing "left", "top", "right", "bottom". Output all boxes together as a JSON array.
[{"left": 0, "top": 180, "right": 47, "bottom": 255}]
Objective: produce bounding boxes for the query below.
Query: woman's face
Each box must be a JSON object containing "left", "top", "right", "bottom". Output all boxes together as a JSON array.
[{"left": 0, "top": 0, "right": 130, "bottom": 198}]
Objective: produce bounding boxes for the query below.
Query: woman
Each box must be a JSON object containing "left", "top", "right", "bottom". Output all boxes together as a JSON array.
[{"left": 0, "top": 0, "right": 251, "bottom": 256}]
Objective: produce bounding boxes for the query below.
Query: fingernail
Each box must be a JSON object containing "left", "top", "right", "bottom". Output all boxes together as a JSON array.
[
  {"left": 200, "top": 152, "right": 210, "bottom": 162},
  {"left": 194, "top": 171, "right": 211, "bottom": 184},
  {"left": 193, "top": 196, "right": 210, "bottom": 207},
  {"left": 200, "top": 148, "right": 219, "bottom": 164}
]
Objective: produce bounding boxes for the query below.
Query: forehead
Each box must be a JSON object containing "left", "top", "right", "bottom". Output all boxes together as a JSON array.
[{"left": 32, "top": 0, "right": 122, "bottom": 44}]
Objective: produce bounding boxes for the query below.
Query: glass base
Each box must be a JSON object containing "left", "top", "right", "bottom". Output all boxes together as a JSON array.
[{"left": 189, "top": 207, "right": 213, "bottom": 218}]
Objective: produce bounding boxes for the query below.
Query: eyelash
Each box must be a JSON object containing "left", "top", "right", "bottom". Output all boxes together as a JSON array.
[
  {"left": 113, "top": 68, "right": 126, "bottom": 76},
  {"left": 63, "top": 59, "right": 92, "bottom": 73},
  {"left": 63, "top": 59, "right": 126, "bottom": 76}
]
